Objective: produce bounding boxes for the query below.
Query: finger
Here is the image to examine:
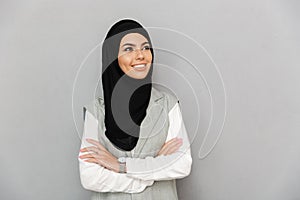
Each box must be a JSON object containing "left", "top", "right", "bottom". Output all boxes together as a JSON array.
[
  {"left": 161, "top": 139, "right": 182, "bottom": 155},
  {"left": 79, "top": 153, "right": 100, "bottom": 159},
  {"left": 86, "top": 138, "right": 107, "bottom": 151},
  {"left": 166, "top": 138, "right": 182, "bottom": 150},
  {"left": 165, "top": 141, "right": 183, "bottom": 155},
  {"left": 158, "top": 144, "right": 170, "bottom": 155},
  {"left": 164, "top": 138, "right": 181, "bottom": 150},
  {"left": 158, "top": 139, "right": 179, "bottom": 155},
  {"left": 81, "top": 146, "right": 101, "bottom": 154},
  {"left": 158, "top": 138, "right": 180, "bottom": 154},
  {"left": 157, "top": 149, "right": 163, "bottom": 156},
  {"left": 84, "top": 158, "right": 99, "bottom": 164},
  {"left": 157, "top": 138, "right": 183, "bottom": 156},
  {"left": 157, "top": 144, "right": 168, "bottom": 155},
  {"left": 165, "top": 137, "right": 180, "bottom": 145}
]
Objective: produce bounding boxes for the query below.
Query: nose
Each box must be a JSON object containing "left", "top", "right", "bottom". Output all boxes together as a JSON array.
[{"left": 135, "top": 49, "right": 144, "bottom": 60}]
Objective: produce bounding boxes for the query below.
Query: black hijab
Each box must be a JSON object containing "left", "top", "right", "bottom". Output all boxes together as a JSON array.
[{"left": 101, "top": 19, "right": 154, "bottom": 151}]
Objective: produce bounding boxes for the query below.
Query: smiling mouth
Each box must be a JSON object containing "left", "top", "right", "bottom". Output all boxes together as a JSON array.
[{"left": 132, "top": 64, "right": 147, "bottom": 71}]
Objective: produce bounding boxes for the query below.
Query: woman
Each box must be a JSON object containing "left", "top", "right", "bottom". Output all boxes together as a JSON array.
[{"left": 78, "top": 19, "right": 192, "bottom": 200}]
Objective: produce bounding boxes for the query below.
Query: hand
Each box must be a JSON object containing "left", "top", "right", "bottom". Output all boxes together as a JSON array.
[
  {"left": 79, "top": 138, "right": 120, "bottom": 173},
  {"left": 157, "top": 137, "right": 183, "bottom": 157}
]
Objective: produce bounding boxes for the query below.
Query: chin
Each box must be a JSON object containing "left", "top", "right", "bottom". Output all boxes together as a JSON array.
[
  {"left": 129, "top": 73, "right": 148, "bottom": 79},
  {"left": 127, "top": 69, "right": 150, "bottom": 79}
]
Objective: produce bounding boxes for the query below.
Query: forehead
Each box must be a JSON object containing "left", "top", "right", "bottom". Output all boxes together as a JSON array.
[{"left": 120, "top": 33, "right": 149, "bottom": 45}]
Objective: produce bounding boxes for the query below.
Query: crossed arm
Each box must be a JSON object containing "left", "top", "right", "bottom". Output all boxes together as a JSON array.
[{"left": 78, "top": 102, "right": 192, "bottom": 193}]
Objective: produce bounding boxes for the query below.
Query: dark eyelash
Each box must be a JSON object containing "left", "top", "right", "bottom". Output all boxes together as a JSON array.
[
  {"left": 124, "top": 47, "right": 133, "bottom": 51},
  {"left": 123, "top": 46, "right": 151, "bottom": 52}
]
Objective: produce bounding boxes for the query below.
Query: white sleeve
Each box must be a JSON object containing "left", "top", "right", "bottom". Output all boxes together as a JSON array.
[
  {"left": 125, "top": 102, "right": 193, "bottom": 181},
  {"left": 78, "top": 110, "right": 154, "bottom": 193}
]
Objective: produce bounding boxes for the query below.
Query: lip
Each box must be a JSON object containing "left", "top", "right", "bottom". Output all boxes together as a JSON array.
[
  {"left": 131, "top": 63, "right": 148, "bottom": 71},
  {"left": 132, "top": 63, "right": 147, "bottom": 67}
]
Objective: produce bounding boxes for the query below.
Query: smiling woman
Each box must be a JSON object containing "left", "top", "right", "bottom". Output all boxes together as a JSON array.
[
  {"left": 118, "top": 33, "right": 153, "bottom": 79},
  {"left": 78, "top": 19, "right": 192, "bottom": 200}
]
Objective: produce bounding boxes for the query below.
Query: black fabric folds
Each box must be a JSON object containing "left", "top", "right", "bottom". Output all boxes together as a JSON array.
[{"left": 101, "top": 19, "right": 154, "bottom": 151}]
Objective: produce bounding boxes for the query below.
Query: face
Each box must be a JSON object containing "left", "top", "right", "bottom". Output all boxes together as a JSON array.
[{"left": 118, "top": 33, "right": 152, "bottom": 79}]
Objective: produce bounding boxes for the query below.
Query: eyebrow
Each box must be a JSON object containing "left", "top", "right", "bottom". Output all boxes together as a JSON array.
[{"left": 121, "top": 41, "right": 150, "bottom": 47}]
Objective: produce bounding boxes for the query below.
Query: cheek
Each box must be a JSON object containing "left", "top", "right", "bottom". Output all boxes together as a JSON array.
[
  {"left": 118, "top": 56, "right": 132, "bottom": 68},
  {"left": 146, "top": 52, "right": 153, "bottom": 62}
]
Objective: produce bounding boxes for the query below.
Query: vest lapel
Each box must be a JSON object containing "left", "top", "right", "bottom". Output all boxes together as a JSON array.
[{"left": 133, "top": 88, "right": 166, "bottom": 156}]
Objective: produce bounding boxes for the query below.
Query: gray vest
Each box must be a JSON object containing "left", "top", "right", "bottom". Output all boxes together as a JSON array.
[{"left": 84, "top": 87, "right": 179, "bottom": 200}]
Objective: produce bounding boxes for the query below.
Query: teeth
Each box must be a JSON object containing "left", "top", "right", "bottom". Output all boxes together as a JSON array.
[{"left": 133, "top": 64, "right": 146, "bottom": 68}]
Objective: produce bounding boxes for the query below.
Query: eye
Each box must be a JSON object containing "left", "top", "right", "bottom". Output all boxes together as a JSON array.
[
  {"left": 124, "top": 47, "right": 134, "bottom": 52},
  {"left": 142, "top": 45, "right": 151, "bottom": 51}
]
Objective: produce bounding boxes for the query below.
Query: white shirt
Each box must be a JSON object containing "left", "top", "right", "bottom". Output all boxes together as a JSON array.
[{"left": 78, "top": 102, "right": 192, "bottom": 193}]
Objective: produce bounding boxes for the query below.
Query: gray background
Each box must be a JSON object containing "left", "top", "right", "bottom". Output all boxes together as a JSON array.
[{"left": 1, "top": 0, "right": 299, "bottom": 200}]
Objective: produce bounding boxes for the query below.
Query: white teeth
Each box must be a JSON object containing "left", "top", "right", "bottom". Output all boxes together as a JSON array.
[{"left": 133, "top": 64, "right": 146, "bottom": 68}]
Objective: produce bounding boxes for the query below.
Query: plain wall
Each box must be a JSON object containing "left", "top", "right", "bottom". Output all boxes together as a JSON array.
[{"left": 0, "top": 0, "right": 299, "bottom": 199}]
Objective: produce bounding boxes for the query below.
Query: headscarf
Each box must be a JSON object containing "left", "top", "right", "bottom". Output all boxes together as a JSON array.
[{"left": 101, "top": 19, "right": 154, "bottom": 151}]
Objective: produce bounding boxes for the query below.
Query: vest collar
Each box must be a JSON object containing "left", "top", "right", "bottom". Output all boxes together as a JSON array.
[{"left": 97, "top": 87, "right": 164, "bottom": 106}]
